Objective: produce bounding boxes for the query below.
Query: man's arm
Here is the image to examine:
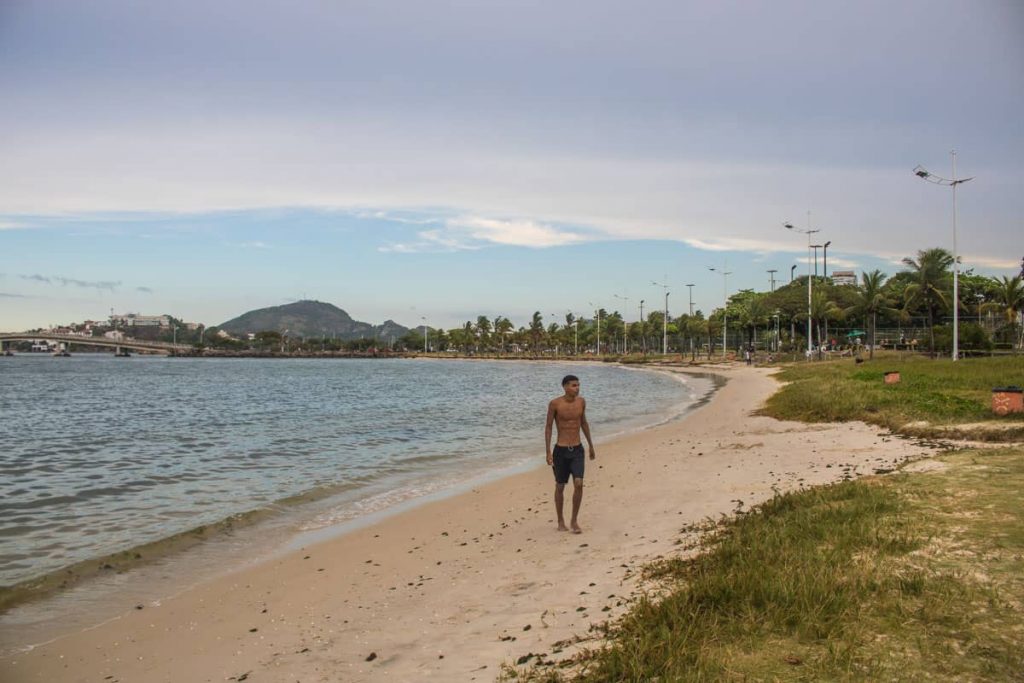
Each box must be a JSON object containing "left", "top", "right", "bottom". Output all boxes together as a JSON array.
[
  {"left": 544, "top": 400, "right": 556, "bottom": 466},
  {"left": 581, "top": 398, "right": 596, "bottom": 460}
]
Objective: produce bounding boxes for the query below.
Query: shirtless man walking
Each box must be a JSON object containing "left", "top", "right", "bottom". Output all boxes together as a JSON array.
[{"left": 544, "top": 374, "right": 596, "bottom": 533}]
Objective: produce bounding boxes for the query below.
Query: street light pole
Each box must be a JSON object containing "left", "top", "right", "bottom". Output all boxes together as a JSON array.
[
  {"left": 421, "top": 316, "right": 427, "bottom": 354},
  {"left": 914, "top": 152, "right": 973, "bottom": 361},
  {"left": 785, "top": 218, "right": 821, "bottom": 355},
  {"left": 810, "top": 244, "right": 822, "bottom": 277},
  {"left": 613, "top": 294, "right": 630, "bottom": 354},
  {"left": 588, "top": 301, "right": 602, "bottom": 356},
  {"left": 790, "top": 264, "right": 797, "bottom": 282},
  {"left": 639, "top": 299, "right": 646, "bottom": 353},
  {"left": 652, "top": 279, "right": 670, "bottom": 355},
  {"left": 822, "top": 241, "right": 832, "bottom": 280},
  {"left": 686, "top": 283, "right": 695, "bottom": 359},
  {"left": 686, "top": 284, "right": 694, "bottom": 316},
  {"left": 708, "top": 265, "right": 731, "bottom": 358}
]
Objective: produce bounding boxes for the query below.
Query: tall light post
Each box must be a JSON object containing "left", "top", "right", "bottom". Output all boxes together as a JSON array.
[
  {"left": 810, "top": 244, "right": 822, "bottom": 277},
  {"left": 914, "top": 151, "right": 973, "bottom": 361},
  {"left": 639, "top": 299, "right": 646, "bottom": 353},
  {"left": 708, "top": 265, "right": 731, "bottom": 358},
  {"left": 421, "top": 316, "right": 428, "bottom": 354},
  {"left": 588, "top": 301, "right": 602, "bottom": 356},
  {"left": 572, "top": 317, "right": 579, "bottom": 356},
  {"left": 686, "top": 283, "right": 695, "bottom": 358},
  {"left": 790, "top": 264, "right": 797, "bottom": 282},
  {"left": 767, "top": 269, "right": 777, "bottom": 292},
  {"left": 822, "top": 241, "right": 832, "bottom": 280},
  {"left": 785, "top": 218, "right": 821, "bottom": 355},
  {"left": 613, "top": 294, "right": 630, "bottom": 354},
  {"left": 652, "top": 279, "right": 670, "bottom": 355}
]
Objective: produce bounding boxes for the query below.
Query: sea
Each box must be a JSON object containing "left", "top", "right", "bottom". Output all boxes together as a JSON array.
[{"left": 0, "top": 355, "right": 714, "bottom": 649}]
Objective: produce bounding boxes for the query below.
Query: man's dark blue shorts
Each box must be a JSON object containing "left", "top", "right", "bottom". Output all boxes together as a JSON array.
[{"left": 552, "top": 444, "right": 585, "bottom": 484}]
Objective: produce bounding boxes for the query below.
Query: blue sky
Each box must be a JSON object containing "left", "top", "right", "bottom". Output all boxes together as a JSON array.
[{"left": 1, "top": 0, "right": 1022, "bottom": 331}]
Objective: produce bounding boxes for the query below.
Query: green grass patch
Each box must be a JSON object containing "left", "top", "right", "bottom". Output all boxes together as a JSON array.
[
  {"left": 504, "top": 449, "right": 1024, "bottom": 682},
  {"left": 760, "top": 356, "right": 1024, "bottom": 440}
]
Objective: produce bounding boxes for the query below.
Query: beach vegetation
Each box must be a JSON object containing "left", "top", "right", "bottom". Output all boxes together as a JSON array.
[
  {"left": 504, "top": 448, "right": 1024, "bottom": 682},
  {"left": 760, "top": 356, "right": 1024, "bottom": 441}
]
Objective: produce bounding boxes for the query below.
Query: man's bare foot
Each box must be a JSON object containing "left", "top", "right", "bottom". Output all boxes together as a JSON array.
[
  {"left": 571, "top": 523, "right": 582, "bottom": 534},
  {"left": 557, "top": 523, "right": 570, "bottom": 532}
]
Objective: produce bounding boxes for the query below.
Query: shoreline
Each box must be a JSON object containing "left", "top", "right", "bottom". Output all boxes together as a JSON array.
[
  {"left": 0, "top": 363, "right": 714, "bottom": 645},
  {"left": 1, "top": 365, "right": 937, "bottom": 682}
]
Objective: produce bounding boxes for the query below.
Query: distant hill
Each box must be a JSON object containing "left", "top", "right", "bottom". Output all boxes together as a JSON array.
[{"left": 218, "top": 300, "right": 410, "bottom": 341}]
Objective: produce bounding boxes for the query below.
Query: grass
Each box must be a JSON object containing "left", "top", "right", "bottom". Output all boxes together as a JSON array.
[
  {"left": 504, "top": 449, "right": 1024, "bottom": 682},
  {"left": 759, "top": 356, "right": 1024, "bottom": 440}
]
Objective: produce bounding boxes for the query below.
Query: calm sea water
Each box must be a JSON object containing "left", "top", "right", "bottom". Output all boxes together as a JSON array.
[{"left": 0, "top": 356, "right": 708, "bottom": 587}]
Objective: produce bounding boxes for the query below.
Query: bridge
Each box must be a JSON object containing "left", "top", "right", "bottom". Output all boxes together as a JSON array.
[{"left": 0, "top": 332, "right": 195, "bottom": 356}]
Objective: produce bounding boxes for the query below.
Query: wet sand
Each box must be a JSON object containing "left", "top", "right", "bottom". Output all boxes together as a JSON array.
[{"left": 0, "top": 365, "right": 936, "bottom": 682}]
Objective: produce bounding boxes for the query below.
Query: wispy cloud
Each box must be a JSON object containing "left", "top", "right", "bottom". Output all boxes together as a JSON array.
[
  {"left": 235, "top": 241, "right": 270, "bottom": 249},
  {"left": 378, "top": 229, "right": 480, "bottom": 253},
  {"left": 379, "top": 215, "right": 588, "bottom": 253},
  {"left": 822, "top": 257, "right": 859, "bottom": 269},
  {"left": 0, "top": 220, "right": 32, "bottom": 230},
  {"left": 136, "top": 286, "right": 154, "bottom": 293},
  {"left": 354, "top": 210, "right": 443, "bottom": 226},
  {"left": 446, "top": 216, "right": 586, "bottom": 248},
  {"left": 19, "top": 274, "right": 121, "bottom": 291},
  {"left": 0, "top": 292, "right": 30, "bottom": 298},
  {"left": 965, "top": 254, "right": 1021, "bottom": 270}
]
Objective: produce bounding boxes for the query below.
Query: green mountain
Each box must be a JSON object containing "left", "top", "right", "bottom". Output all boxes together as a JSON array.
[{"left": 218, "top": 300, "right": 410, "bottom": 341}]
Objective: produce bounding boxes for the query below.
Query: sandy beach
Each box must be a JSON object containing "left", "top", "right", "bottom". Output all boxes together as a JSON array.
[{"left": 1, "top": 365, "right": 937, "bottom": 682}]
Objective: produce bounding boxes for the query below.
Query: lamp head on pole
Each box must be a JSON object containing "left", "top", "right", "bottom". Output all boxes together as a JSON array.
[
  {"left": 784, "top": 222, "right": 794, "bottom": 230},
  {"left": 914, "top": 166, "right": 930, "bottom": 179},
  {"left": 824, "top": 241, "right": 831, "bottom": 248}
]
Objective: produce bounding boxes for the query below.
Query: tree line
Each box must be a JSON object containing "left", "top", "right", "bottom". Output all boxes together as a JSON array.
[{"left": 128, "top": 247, "right": 1022, "bottom": 357}]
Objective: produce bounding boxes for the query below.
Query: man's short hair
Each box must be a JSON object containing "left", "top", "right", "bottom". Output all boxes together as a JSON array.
[{"left": 562, "top": 374, "right": 579, "bottom": 386}]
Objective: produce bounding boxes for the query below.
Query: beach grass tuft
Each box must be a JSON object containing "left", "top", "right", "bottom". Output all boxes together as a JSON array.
[
  {"left": 759, "top": 356, "right": 1024, "bottom": 440},
  {"left": 504, "top": 448, "right": 1024, "bottom": 682}
]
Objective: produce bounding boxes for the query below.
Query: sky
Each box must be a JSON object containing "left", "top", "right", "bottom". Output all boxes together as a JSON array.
[{"left": 1, "top": 0, "right": 1022, "bottom": 331}]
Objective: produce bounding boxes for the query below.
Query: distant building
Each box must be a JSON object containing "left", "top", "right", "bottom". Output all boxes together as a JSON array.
[
  {"left": 104, "top": 330, "right": 126, "bottom": 341},
  {"left": 110, "top": 313, "right": 170, "bottom": 328},
  {"left": 831, "top": 270, "right": 857, "bottom": 286}
]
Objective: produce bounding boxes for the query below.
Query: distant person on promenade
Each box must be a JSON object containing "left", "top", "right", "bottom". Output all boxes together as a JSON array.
[{"left": 545, "top": 374, "right": 596, "bottom": 533}]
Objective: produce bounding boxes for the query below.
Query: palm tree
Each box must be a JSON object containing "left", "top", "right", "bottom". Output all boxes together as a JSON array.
[
  {"left": 528, "top": 312, "right": 544, "bottom": 352},
  {"left": 732, "top": 292, "right": 771, "bottom": 349},
  {"left": 844, "top": 270, "right": 891, "bottom": 359},
  {"left": 475, "top": 316, "right": 492, "bottom": 349},
  {"left": 808, "top": 289, "right": 842, "bottom": 354},
  {"left": 902, "top": 248, "right": 954, "bottom": 357},
  {"left": 983, "top": 275, "right": 1024, "bottom": 351},
  {"left": 494, "top": 316, "right": 515, "bottom": 353}
]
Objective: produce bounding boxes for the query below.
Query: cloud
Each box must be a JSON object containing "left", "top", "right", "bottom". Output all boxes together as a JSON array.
[
  {"left": 19, "top": 274, "right": 120, "bottom": 291},
  {"left": 236, "top": 241, "right": 270, "bottom": 249},
  {"left": 378, "top": 229, "right": 481, "bottom": 253},
  {"left": 445, "top": 216, "right": 586, "bottom": 248},
  {"left": 965, "top": 254, "right": 1021, "bottom": 270},
  {"left": 136, "top": 286, "right": 154, "bottom": 293},
  {"left": 821, "top": 257, "right": 859, "bottom": 269},
  {"left": 380, "top": 215, "right": 590, "bottom": 253},
  {"left": 0, "top": 221, "right": 32, "bottom": 230},
  {"left": 354, "top": 210, "right": 442, "bottom": 226},
  {"left": 0, "top": 292, "right": 30, "bottom": 298}
]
